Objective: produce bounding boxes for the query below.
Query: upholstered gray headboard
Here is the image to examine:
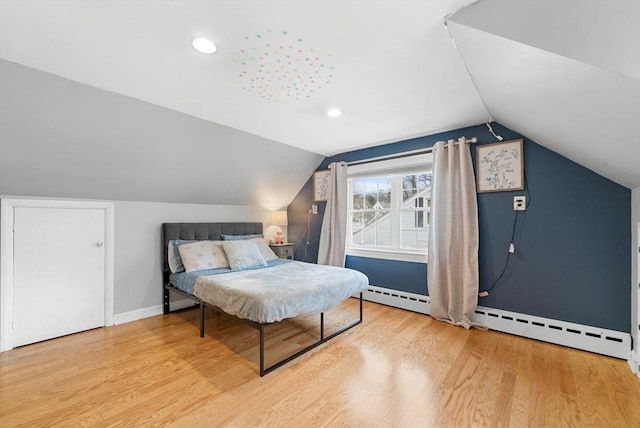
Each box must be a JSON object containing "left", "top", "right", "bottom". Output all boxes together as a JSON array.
[{"left": 161, "top": 222, "right": 263, "bottom": 274}]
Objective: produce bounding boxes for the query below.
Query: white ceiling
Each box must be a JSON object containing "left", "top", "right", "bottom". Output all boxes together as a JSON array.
[
  {"left": 1, "top": 0, "right": 638, "bottom": 188},
  {"left": 448, "top": 0, "right": 640, "bottom": 189},
  {"left": 0, "top": 0, "right": 488, "bottom": 157}
]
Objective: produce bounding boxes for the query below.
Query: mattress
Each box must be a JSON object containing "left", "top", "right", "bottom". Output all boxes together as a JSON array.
[{"left": 190, "top": 261, "right": 368, "bottom": 323}]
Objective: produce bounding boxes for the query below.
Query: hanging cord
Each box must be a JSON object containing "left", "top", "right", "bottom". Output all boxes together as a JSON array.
[
  {"left": 443, "top": 1, "right": 491, "bottom": 123},
  {"left": 480, "top": 139, "right": 533, "bottom": 297},
  {"left": 480, "top": 209, "right": 519, "bottom": 296},
  {"left": 294, "top": 209, "right": 313, "bottom": 262},
  {"left": 486, "top": 122, "right": 504, "bottom": 141}
]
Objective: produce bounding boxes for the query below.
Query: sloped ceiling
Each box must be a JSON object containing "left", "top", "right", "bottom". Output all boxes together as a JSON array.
[
  {"left": 447, "top": 0, "right": 640, "bottom": 188},
  {"left": 0, "top": 59, "right": 323, "bottom": 208},
  {"left": 0, "top": 0, "right": 487, "bottom": 157},
  {"left": 0, "top": 0, "right": 638, "bottom": 204}
]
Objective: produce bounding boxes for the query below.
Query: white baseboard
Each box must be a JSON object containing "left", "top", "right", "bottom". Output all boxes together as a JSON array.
[
  {"left": 112, "top": 298, "right": 196, "bottom": 325},
  {"left": 363, "top": 285, "right": 631, "bottom": 360},
  {"left": 629, "top": 350, "right": 640, "bottom": 378},
  {"left": 362, "top": 285, "right": 430, "bottom": 314},
  {"left": 473, "top": 305, "right": 630, "bottom": 360}
]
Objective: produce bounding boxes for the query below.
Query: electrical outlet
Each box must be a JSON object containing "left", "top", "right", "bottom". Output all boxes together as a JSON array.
[
  {"left": 311, "top": 204, "right": 318, "bottom": 214},
  {"left": 513, "top": 196, "right": 526, "bottom": 211}
]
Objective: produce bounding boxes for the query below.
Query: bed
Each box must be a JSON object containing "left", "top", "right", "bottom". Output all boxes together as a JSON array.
[{"left": 162, "top": 222, "right": 368, "bottom": 376}]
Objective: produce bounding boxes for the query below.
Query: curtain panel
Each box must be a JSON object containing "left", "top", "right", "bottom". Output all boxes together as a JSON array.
[
  {"left": 427, "top": 138, "right": 480, "bottom": 329},
  {"left": 318, "top": 162, "right": 348, "bottom": 267}
]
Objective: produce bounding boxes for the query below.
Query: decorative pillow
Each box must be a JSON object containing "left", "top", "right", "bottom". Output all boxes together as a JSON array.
[
  {"left": 177, "top": 240, "right": 229, "bottom": 273},
  {"left": 221, "top": 234, "right": 264, "bottom": 241},
  {"left": 250, "top": 237, "right": 279, "bottom": 262},
  {"left": 221, "top": 240, "right": 267, "bottom": 271},
  {"left": 168, "top": 239, "right": 196, "bottom": 273}
]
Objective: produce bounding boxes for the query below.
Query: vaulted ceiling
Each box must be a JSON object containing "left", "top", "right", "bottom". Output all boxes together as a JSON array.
[
  {"left": 447, "top": 0, "right": 640, "bottom": 188},
  {"left": 1, "top": 0, "right": 638, "bottom": 200}
]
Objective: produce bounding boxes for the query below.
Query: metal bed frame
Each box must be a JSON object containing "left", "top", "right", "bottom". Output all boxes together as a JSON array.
[{"left": 161, "top": 222, "right": 364, "bottom": 376}]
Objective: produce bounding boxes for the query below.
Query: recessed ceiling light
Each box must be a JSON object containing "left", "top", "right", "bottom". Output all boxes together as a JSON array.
[
  {"left": 192, "top": 37, "right": 217, "bottom": 54},
  {"left": 327, "top": 108, "right": 342, "bottom": 117}
]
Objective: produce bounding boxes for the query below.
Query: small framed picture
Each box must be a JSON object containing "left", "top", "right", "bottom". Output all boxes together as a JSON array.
[
  {"left": 313, "top": 170, "right": 331, "bottom": 202},
  {"left": 476, "top": 139, "right": 524, "bottom": 193}
]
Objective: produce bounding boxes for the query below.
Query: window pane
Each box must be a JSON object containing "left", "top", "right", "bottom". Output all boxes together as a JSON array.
[
  {"left": 351, "top": 212, "right": 364, "bottom": 246},
  {"left": 354, "top": 210, "right": 391, "bottom": 248},
  {"left": 364, "top": 178, "right": 378, "bottom": 197},
  {"left": 353, "top": 193, "right": 364, "bottom": 209},
  {"left": 352, "top": 210, "right": 391, "bottom": 247},
  {"left": 361, "top": 177, "right": 391, "bottom": 209},
  {"left": 401, "top": 224, "right": 429, "bottom": 249},
  {"left": 362, "top": 227, "right": 376, "bottom": 246},
  {"left": 402, "top": 178, "right": 415, "bottom": 203},
  {"left": 401, "top": 200, "right": 429, "bottom": 249},
  {"left": 402, "top": 173, "right": 430, "bottom": 203},
  {"left": 352, "top": 179, "right": 364, "bottom": 194},
  {"left": 401, "top": 173, "right": 430, "bottom": 250},
  {"left": 377, "top": 189, "right": 390, "bottom": 208},
  {"left": 376, "top": 178, "right": 391, "bottom": 209},
  {"left": 375, "top": 210, "right": 391, "bottom": 247},
  {"left": 416, "top": 173, "right": 432, "bottom": 189}
]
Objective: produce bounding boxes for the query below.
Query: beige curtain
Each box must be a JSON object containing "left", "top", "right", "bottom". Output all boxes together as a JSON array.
[
  {"left": 318, "top": 162, "right": 348, "bottom": 267},
  {"left": 427, "top": 138, "right": 480, "bottom": 329}
]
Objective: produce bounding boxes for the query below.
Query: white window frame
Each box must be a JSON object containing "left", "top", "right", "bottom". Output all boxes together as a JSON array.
[{"left": 346, "top": 153, "right": 432, "bottom": 263}]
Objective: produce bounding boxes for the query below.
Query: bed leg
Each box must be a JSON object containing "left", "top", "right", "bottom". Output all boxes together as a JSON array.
[
  {"left": 259, "top": 325, "right": 266, "bottom": 377},
  {"left": 359, "top": 292, "right": 363, "bottom": 321},
  {"left": 163, "top": 287, "right": 170, "bottom": 314},
  {"left": 320, "top": 313, "right": 324, "bottom": 340},
  {"left": 200, "top": 303, "right": 205, "bottom": 338}
]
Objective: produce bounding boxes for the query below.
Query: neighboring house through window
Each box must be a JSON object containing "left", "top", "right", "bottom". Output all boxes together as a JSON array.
[{"left": 347, "top": 153, "right": 432, "bottom": 263}]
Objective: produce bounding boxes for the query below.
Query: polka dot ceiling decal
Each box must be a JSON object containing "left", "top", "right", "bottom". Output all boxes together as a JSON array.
[{"left": 235, "top": 29, "right": 335, "bottom": 103}]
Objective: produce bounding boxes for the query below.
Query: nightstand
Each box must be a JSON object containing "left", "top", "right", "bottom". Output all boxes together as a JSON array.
[{"left": 269, "top": 243, "right": 294, "bottom": 260}]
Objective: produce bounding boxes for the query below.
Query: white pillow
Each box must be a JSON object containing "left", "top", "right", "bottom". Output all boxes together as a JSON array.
[
  {"left": 221, "top": 240, "right": 267, "bottom": 271},
  {"left": 167, "top": 239, "right": 195, "bottom": 273},
  {"left": 250, "top": 237, "right": 279, "bottom": 262},
  {"left": 177, "top": 241, "right": 229, "bottom": 273}
]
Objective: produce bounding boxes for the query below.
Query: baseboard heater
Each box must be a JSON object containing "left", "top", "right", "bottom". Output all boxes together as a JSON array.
[{"left": 362, "top": 285, "right": 631, "bottom": 360}]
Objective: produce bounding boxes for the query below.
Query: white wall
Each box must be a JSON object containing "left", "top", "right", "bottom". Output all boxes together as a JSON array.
[
  {"left": 0, "top": 197, "right": 284, "bottom": 332},
  {"left": 114, "top": 200, "right": 270, "bottom": 314},
  {"left": 631, "top": 187, "right": 640, "bottom": 372}
]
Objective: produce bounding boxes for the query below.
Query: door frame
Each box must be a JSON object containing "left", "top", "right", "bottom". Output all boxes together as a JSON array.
[
  {"left": 634, "top": 222, "right": 640, "bottom": 376},
  {"left": 0, "top": 198, "right": 114, "bottom": 352}
]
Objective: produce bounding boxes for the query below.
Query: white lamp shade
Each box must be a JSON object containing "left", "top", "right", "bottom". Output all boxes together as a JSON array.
[{"left": 271, "top": 210, "right": 288, "bottom": 226}]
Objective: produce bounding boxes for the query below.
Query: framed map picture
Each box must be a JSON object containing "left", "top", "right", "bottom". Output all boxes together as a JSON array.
[
  {"left": 313, "top": 170, "right": 331, "bottom": 202},
  {"left": 476, "top": 139, "right": 524, "bottom": 193}
]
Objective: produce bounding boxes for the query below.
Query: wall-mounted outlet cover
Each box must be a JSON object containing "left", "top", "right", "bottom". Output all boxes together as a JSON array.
[
  {"left": 513, "top": 196, "right": 526, "bottom": 211},
  {"left": 311, "top": 204, "right": 318, "bottom": 214}
]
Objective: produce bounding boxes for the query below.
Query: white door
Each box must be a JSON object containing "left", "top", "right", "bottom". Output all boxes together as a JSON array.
[{"left": 12, "top": 207, "right": 106, "bottom": 347}]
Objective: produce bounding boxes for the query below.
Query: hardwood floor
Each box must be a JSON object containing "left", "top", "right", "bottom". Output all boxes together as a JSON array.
[{"left": 1, "top": 299, "right": 639, "bottom": 427}]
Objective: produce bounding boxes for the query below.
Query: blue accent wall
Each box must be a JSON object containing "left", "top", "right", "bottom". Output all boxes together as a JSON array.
[
  {"left": 288, "top": 123, "right": 631, "bottom": 332},
  {"left": 345, "top": 257, "right": 427, "bottom": 295}
]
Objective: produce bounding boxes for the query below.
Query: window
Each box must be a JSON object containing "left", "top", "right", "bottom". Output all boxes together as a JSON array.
[
  {"left": 415, "top": 197, "right": 426, "bottom": 228},
  {"left": 347, "top": 153, "right": 432, "bottom": 262}
]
